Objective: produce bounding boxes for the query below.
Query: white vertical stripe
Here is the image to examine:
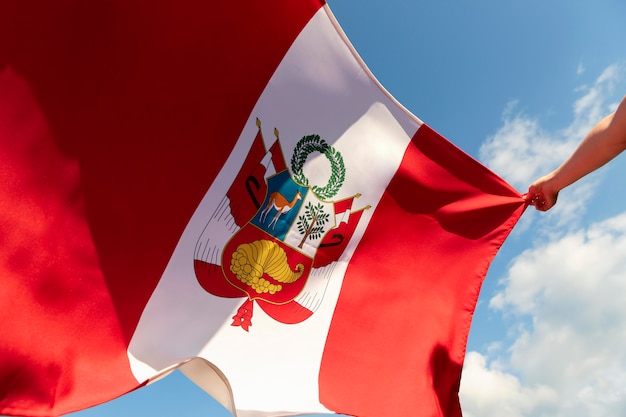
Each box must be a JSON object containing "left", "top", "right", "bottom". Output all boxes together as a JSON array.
[{"left": 128, "top": 6, "right": 422, "bottom": 414}]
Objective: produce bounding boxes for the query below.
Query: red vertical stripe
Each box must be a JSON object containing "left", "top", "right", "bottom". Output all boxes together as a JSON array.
[
  {"left": 0, "top": 1, "right": 323, "bottom": 416},
  {"left": 319, "top": 125, "right": 525, "bottom": 417},
  {"left": 0, "top": 66, "right": 138, "bottom": 417}
]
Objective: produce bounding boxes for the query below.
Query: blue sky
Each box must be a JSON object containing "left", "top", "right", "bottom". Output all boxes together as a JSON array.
[{"left": 60, "top": 1, "right": 626, "bottom": 416}]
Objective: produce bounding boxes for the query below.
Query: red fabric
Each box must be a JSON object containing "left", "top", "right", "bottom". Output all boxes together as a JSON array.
[
  {"left": 0, "top": 2, "right": 526, "bottom": 417},
  {"left": 0, "top": 1, "right": 323, "bottom": 416},
  {"left": 0, "top": 66, "right": 136, "bottom": 417},
  {"left": 319, "top": 125, "right": 525, "bottom": 417},
  {"left": 313, "top": 199, "right": 366, "bottom": 268},
  {"left": 227, "top": 129, "right": 268, "bottom": 226}
]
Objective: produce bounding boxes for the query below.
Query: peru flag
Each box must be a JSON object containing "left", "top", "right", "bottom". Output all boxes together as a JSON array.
[{"left": 0, "top": 1, "right": 525, "bottom": 417}]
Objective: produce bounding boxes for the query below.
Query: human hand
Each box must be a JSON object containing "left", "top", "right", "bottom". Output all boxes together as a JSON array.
[{"left": 526, "top": 175, "right": 559, "bottom": 211}]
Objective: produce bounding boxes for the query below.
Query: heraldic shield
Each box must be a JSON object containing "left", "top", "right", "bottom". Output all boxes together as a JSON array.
[
  {"left": 194, "top": 120, "right": 366, "bottom": 331},
  {"left": 226, "top": 171, "right": 327, "bottom": 302},
  {"left": 222, "top": 171, "right": 336, "bottom": 330}
]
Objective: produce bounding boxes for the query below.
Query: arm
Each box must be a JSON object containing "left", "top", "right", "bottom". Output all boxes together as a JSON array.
[{"left": 528, "top": 95, "right": 626, "bottom": 211}]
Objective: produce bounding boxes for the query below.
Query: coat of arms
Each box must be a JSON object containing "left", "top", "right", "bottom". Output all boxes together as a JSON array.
[{"left": 194, "top": 119, "right": 368, "bottom": 331}]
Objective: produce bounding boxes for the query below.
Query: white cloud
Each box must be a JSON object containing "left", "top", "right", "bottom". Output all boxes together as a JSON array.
[
  {"left": 460, "top": 352, "right": 558, "bottom": 417},
  {"left": 460, "top": 64, "right": 626, "bottom": 417},
  {"left": 482, "top": 212, "right": 626, "bottom": 417},
  {"left": 478, "top": 106, "right": 568, "bottom": 190},
  {"left": 462, "top": 212, "right": 626, "bottom": 417},
  {"left": 478, "top": 63, "right": 624, "bottom": 229},
  {"left": 569, "top": 64, "right": 622, "bottom": 137}
]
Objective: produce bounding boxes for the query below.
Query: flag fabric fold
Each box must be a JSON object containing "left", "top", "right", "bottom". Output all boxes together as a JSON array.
[{"left": 0, "top": 1, "right": 525, "bottom": 417}]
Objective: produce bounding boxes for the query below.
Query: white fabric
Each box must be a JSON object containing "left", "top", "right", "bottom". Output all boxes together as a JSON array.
[{"left": 128, "top": 6, "right": 421, "bottom": 415}]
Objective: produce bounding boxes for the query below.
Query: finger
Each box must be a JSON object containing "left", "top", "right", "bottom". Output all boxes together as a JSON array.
[
  {"left": 529, "top": 194, "right": 542, "bottom": 207},
  {"left": 529, "top": 195, "right": 548, "bottom": 211}
]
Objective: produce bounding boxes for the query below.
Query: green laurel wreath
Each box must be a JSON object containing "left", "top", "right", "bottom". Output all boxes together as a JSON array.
[{"left": 290, "top": 134, "right": 345, "bottom": 200}]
